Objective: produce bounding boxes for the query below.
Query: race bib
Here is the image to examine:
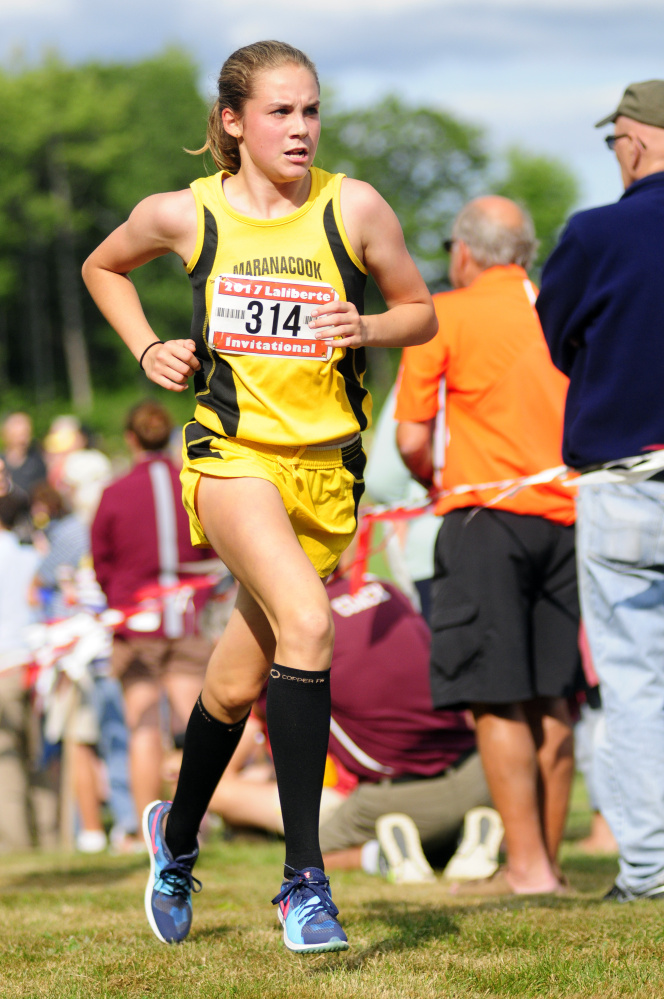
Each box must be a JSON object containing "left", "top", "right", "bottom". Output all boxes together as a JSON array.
[{"left": 209, "top": 274, "right": 339, "bottom": 361}]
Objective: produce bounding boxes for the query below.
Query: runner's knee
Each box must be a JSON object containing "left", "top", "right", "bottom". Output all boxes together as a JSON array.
[
  {"left": 203, "top": 677, "right": 263, "bottom": 719},
  {"left": 280, "top": 603, "right": 334, "bottom": 659}
]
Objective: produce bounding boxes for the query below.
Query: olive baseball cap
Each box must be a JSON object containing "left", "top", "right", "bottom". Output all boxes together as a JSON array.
[{"left": 595, "top": 80, "right": 664, "bottom": 128}]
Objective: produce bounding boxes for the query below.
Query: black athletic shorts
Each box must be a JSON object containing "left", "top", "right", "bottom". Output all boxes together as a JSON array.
[{"left": 429, "top": 508, "right": 582, "bottom": 710}]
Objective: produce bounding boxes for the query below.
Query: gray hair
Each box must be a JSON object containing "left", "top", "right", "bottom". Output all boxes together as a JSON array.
[{"left": 452, "top": 199, "right": 538, "bottom": 270}]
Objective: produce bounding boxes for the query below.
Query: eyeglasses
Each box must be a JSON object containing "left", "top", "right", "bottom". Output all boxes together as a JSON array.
[
  {"left": 443, "top": 238, "right": 456, "bottom": 253},
  {"left": 604, "top": 134, "right": 628, "bottom": 151}
]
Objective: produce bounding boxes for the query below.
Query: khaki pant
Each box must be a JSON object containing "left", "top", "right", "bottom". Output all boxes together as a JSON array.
[
  {"left": 319, "top": 751, "right": 491, "bottom": 854},
  {"left": 0, "top": 672, "right": 33, "bottom": 852}
]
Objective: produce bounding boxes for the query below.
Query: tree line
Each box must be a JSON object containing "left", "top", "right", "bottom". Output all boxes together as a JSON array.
[{"left": 0, "top": 50, "right": 578, "bottom": 412}]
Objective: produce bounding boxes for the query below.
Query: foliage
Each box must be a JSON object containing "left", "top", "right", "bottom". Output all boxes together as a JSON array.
[
  {"left": 495, "top": 147, "right": 579, "bottom": 267},
  {"left": 316, "top": 94, "right": 577, "bottom": 386},
  {"left": 0, "top": 52, "right": 580, "bottom": 414},
  {"left": 0, "top": 51, "right": 208, "bottom": 408},
  {"left": 317, "top": 94, "right": 489, "bottom": 296}
]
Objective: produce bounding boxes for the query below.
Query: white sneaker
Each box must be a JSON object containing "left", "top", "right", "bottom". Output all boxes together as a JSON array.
[
  {"left": 76, "top": 829, "right": 107, "bottom": 854},
  {"left": 376, "top": 813, "right": 436, "bottom": 884},
  {"left": 443, "top": 807, "right": 504, "bottom": 881}
]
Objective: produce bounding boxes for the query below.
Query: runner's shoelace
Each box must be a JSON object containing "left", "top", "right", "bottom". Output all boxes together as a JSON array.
[
  {"left": 159, "top": 857, "right": 203, "bottom": 897},
  {"left": 271, "top": 871, "right": 339, "bottom": 921}
]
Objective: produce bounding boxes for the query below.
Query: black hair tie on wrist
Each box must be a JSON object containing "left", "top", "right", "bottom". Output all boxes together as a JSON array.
[{"left": 139, "top": 340, "right": 163, "bottom": 370}]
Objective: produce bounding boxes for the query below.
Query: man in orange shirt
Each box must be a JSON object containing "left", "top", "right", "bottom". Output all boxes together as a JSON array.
[{"left": 395, "top": 196, "right": 581, "bottom": 895}]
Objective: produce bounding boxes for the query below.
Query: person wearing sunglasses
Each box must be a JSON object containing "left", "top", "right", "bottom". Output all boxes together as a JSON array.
[{"left": 537, "top": 80, "right": 664, "bottom": 904}]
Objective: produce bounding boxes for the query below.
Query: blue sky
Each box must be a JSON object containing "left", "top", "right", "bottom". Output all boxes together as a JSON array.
[{"left": 1, "top": 0, "right": 662, "bottom": 212}]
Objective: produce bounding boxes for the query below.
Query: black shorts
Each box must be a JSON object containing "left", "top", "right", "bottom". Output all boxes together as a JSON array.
[{"left": 429, "top": 508, "right": 581, "bottom": 709}]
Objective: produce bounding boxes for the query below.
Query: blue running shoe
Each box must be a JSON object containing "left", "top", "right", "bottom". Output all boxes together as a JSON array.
[
  {"left": 142, "top": 800, "right": 201, "bottom": 944},
  {"left": 272, "top": 867, "right": 349, "bottom": 953}
]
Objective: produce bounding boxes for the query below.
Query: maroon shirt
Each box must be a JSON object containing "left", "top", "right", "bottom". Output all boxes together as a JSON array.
[
  {"left": 91, "top": 454, "right": 210, "bottom": 638},
  {"left": 326, "top": 577, "right": 476, "bottom": 782}
]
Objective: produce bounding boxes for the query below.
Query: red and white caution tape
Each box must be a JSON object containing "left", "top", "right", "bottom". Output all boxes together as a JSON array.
[
  {"left": 349, "top": 448, "right": 664, "bottom": 592},
  {"left": 12, "top": 571, "right": 228, "bottom": 689}
]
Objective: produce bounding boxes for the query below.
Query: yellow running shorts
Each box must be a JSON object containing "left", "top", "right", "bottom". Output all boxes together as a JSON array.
[{"left": 180, "top": 420, "right": 366, "bottom": 579}]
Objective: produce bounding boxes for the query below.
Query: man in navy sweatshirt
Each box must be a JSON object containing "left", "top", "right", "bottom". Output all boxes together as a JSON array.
[{"left": 537, "top": 80, "right": 664, "bottom": 903}]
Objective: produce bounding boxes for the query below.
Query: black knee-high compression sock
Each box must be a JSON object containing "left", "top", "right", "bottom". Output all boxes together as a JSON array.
[
  {"left": 266, "top": 664, "right": 331, "bottom": 876},
  {"left": 165, "top": 693, "right": 248, "bottom": 859}
]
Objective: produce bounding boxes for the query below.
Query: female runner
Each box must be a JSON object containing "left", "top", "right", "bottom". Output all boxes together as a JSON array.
[{"left": 82, "top": 40, "right": 436, "bottom": 954}]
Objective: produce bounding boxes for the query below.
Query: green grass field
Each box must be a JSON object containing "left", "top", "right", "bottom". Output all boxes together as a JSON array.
[{"left": 1, "top": 782, "right": 662, "bottom": 999}]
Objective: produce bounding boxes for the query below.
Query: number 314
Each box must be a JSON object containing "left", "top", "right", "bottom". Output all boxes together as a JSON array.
[{"left": 245, "top": 301, "right": 303, "bottom": 337}]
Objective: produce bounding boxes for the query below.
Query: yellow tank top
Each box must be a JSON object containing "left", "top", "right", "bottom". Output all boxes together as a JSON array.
[{"left": 185, "top": 167, "right": 372, "bottom": 445}]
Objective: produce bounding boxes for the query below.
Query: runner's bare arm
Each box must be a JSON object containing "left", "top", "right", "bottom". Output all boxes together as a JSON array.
[
  {"left": 308, "top": 179, "right": 437, "bottom": 349},
  {"left": 396, "top": 419, "right": 435, "bottom": 489},
  {"left": 81, "top": 190, "right": 201, "bottom": 392}
]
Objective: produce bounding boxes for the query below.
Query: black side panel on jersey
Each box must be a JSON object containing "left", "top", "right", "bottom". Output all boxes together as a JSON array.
[
  {"left": 341, "top": 437, "right": 367, "bottom": 524},
  {"left": 189, "top": 206, "right": 240, "bottom": 437},
  {"left": 183, "top": 420, "right": 224, "bottom": 462},
  {"left": 189, "top": 207, "right": 217, "bottom": 345},
  {"left": 322, "top": 200, "right": 366, "bottom": 313},
  {"left": 323, "top": 199, "right": 369, "bottom": 432}
]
